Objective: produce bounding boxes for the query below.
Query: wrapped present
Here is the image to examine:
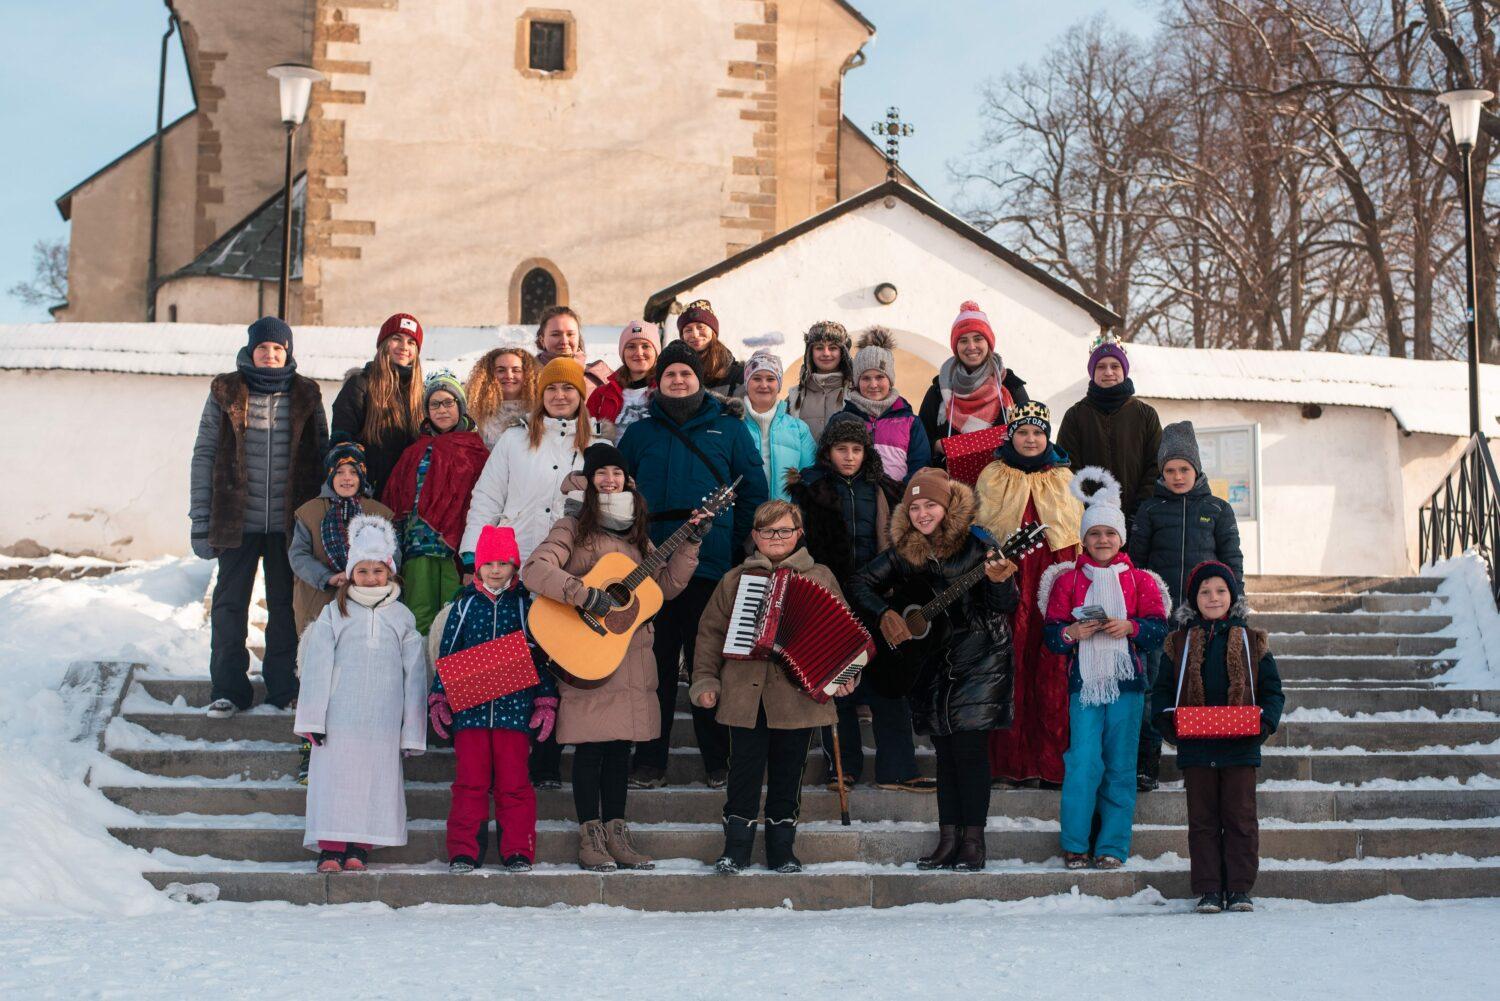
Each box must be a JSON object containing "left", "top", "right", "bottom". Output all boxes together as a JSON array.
[
  {"left": 940, "top": 425, "right": 1009, "bottom": 485},
  {"left": 1173, "top": 705, "right": 1262, "bottom": 739},
  {"left": 435, "top": 631, "right": 540, "bottom": 712}
]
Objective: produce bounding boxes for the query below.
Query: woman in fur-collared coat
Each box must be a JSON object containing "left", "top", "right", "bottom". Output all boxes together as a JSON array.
[{"left": 847, "top": 468, "right": 1019, "bottom": 872}]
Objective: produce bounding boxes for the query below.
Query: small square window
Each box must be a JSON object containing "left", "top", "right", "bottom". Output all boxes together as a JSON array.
[{"left": 529, "top": 21, "right": 566, "bottom": 72}]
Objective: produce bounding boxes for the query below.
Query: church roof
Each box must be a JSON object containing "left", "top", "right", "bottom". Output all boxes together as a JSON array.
[
  {"left": 643, "top": 179, "right": 1121, "bottom": 329},
  {"left": 165, "top": 175, "right": 304, "bottom": 283}
]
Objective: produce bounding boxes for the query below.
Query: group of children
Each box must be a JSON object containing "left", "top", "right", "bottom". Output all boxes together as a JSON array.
[{"left": 193, "top": 303, "right": 1281, "bottom": 912}]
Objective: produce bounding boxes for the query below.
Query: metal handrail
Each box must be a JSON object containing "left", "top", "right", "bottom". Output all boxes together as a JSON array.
[{"left": 1419, "top": 432, "right": 1500, "bottom": 605}]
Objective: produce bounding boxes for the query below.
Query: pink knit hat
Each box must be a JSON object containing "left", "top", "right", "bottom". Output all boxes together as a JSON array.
[
  {"left": 950, "top": 300, "right": 995, "bottom": 353},
  {"left": 475, "top": 525, "right": 520, "bottom": 569},
  {"left": 618, "top": 319, "right": 661, "bottom": 357}
]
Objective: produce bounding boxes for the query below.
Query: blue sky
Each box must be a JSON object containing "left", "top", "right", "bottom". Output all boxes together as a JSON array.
[{"left": 0, "top": 0, "right": 1136, "bottom": 324}]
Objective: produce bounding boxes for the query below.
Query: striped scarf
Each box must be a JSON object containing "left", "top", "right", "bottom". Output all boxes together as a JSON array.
[{"left": 320, "top": 496, "right": 361, "bottom": 572}]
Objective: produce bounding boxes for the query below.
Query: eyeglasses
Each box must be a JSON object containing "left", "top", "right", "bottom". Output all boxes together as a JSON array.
[
  {"left": 429, "top": 399, "right": 459, "bottom": 410},
  {"left": 754, "top": 527, "right": 799, "bottom": 540}
]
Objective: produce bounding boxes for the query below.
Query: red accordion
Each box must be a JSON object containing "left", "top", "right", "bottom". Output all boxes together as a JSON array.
[
  {"left": 1169, "top": 629, "right": 1263, "bottom": 739},
  {"left": 434, "top": 631, "right": 540, "bottom": 713},
  {"left": 940, "top": 425, "right": 1009, "bottom": 486},
  {"left": 722, "top": 569, "right": 875, "bottom": 704}
]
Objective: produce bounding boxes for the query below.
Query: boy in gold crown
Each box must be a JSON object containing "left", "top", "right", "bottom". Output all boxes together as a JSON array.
[
  {"left": 1055, "top": 335, "right": 1162, "bottom": 522},
  {"left": 975, "top": 402, "right": 1083, "bottom": 788}
]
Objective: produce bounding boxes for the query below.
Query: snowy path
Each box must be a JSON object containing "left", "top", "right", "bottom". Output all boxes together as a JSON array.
[{"left": 2, "top": 894, "right": 1495, "bottom": 999}]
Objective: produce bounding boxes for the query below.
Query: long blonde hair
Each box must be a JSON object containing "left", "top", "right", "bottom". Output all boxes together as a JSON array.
[
  {"left": 526, "top": 390, "right": 592, "bottom": 452},
  {"left": 363, "top": 344, "right": 423, "bottom": 443},
  {"left": 467, "top": 347, "right": 538, "bottom": 428}
]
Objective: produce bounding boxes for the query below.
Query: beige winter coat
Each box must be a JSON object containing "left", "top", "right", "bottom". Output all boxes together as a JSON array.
[
  {"left": 689, "top": 547, "right": 845, "bottom": 730},
  {"left": 521, "top": 511, "right": 698, "bottom": 744}
]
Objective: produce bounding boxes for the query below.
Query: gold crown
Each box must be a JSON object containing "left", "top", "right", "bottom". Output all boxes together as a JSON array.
[
  {"left": 1089, "top": 332, "right": 1127, "bottom": 354},
  {"left": 1010, "top": 401, "right": 1051, "bottom": 425},
  {"left": 684, "top": 299, "right": 714, "bottom": 313}
]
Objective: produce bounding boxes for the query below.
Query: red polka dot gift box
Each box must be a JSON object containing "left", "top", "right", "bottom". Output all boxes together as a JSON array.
[
  {"left": 1172, "top": 705, "right": 1262, "bottom": 740},
  {"left": 435, "top": 631, "right": 540, "bottom": 712}
]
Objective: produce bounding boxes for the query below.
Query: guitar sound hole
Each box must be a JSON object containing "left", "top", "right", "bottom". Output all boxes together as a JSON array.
[{"left": 605, "top": 582, "right": 632, "bottom": 605}]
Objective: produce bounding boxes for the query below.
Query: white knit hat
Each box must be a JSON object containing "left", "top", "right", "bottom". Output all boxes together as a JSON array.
[
  {"left": 345, "top": 514, "right": 398, "bottom": 572},
  {"left": 1070, "top": 466, "right": 1127, "bottom": 542}
]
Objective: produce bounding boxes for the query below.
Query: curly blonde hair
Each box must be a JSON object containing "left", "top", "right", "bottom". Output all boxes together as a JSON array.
[{"left": 466, "top": 347, "right": 539, "bottom": 429}]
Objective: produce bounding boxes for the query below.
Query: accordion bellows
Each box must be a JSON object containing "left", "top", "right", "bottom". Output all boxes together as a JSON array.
[{"left": 724, "top": 569, "right": 874, "bottom": 704}]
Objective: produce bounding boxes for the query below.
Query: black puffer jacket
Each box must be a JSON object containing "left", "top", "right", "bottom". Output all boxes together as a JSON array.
[
  {"left": 847, "top": 481, "right": 1018, "bottom": 736},
  {"left": 1128, "top": 477, "right": 1244, "bottom": 609}
]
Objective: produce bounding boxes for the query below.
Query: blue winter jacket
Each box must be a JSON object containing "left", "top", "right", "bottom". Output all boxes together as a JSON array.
[
  {"left": 618, "top": 395, "right": 770, "bottom": 581},
  {"left": 431, "top": 582, "right": 557, "bottom": 734},
  {"left": 743, "top": 400, "right": 817, "bottom": 501}
]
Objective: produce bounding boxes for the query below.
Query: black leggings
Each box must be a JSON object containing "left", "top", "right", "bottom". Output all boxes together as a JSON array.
[
  {"left": 572, "top": 740, "right": 631, "bottom": 823},
  {"left": 931, "top": 730, "right": 992, "bottom": 828}
]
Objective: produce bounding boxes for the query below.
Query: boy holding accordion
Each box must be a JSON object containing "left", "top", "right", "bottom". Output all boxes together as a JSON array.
[{"left": 691, "top": 500, "right": 860, "bottom": 874}]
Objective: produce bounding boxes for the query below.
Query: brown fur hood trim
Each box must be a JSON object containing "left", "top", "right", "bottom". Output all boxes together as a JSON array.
[
  {"left": 1173, "top": 595, "right": 1252, "bottom": 625},
  {"left": 710, "top": 391, "right": 745, "bottom": 419},
  {"left": 891, "top": 479, "right": 976, "bottom": 565}
]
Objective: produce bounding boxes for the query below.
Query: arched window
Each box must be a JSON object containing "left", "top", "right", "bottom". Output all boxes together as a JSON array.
[{"left": 519, "top": 267, "right": 558, "bottom": 325}]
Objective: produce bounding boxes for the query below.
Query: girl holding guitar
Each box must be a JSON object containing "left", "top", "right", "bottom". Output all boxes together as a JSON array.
[
  {"left": 847, "top": 468, "right": 1019, "bottom": 872},
  {"left": 522, "top": 442, "right": 711, "bottom": 871}
]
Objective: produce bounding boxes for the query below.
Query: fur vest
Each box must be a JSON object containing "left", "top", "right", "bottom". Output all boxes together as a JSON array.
[{"left": 208, "top": 371, "right": 324, "bottom": 549}]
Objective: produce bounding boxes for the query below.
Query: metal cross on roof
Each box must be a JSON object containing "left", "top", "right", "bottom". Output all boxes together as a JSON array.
[{"left": 870, "top": 106, "right": 914, "bottom": 181}]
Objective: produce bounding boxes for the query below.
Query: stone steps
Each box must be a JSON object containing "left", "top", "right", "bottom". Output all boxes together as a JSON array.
[
  {"left": 99, "top": 784, "right": 1500, "bottom": 824},
  {"left": 111, "top": 818, "right": 1500, "bottom": 866},
  {"left": 103, "top": 572, "right": 1500, "bottom": 909},
  {"left": 139, "top": 864, "right": 1500, "bottom": 909}
]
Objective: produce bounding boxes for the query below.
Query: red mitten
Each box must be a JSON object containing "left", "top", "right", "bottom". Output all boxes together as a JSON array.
[
  {"left": 428, "top": 693, "right": 453, "bottom": 740},
  {"left": 530, "top": 697, "right": 558, "bottom": 742}
]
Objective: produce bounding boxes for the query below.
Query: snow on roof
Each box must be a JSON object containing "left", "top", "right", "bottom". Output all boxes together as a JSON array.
[
  {"left": 1127, "top": 342, "right": 1500, "bottom": 438},
  {"left": 0, "top": 323, "right": 625, "bottom": 382},
  {"left": 4, "top": 323, "right": 1498, "bottom": 438}
]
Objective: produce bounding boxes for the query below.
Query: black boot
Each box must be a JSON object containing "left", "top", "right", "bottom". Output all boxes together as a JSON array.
[
  {"left": 916, "top": 825, "right": 962, "bottom": 870},
  {"left": 714, "top": 816, "right": 757, "bottom": 874},
  {"left": 953, "top": 826, "right": 987, "bottom": 871},
  {"left": 764, "top": 819, "right": 802, "bottom": 873},
  {"left": 1137, "top": 740, "right": 1161, "bottom": 793}
]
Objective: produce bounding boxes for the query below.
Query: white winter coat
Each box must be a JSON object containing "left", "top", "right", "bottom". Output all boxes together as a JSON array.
[
  {"left": 294, "top": 586, "right": 427, "bottom": 850},
  {"left": 459, "top": 415, "right": 614, "bottom": 562}
]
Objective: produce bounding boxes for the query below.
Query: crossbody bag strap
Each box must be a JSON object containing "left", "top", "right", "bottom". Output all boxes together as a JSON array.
[
  {"left": 650, "top": 418, "right": 730, "bottom": 523},
  {"left": 1172, "top": 631, "right": 1192, "bottom": 710},
  {"left": 1241, "top": 629, "right": 1256, "bottom": 704}
]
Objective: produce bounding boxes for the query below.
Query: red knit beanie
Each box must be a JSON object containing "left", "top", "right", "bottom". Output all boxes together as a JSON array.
[
  {"left": 950, "top": 300, "right": 995, "bottom": 354},
  {"left": 378, "top": 313, "right": 424, "bottom": 351},
  {"left": 475, "top": 525, "right": 520, "bottom": 569}
]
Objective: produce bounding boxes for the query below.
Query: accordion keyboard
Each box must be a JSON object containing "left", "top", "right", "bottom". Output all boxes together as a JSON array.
[{"left": 723, "top": 574, "right": 772, "bottom": 657}]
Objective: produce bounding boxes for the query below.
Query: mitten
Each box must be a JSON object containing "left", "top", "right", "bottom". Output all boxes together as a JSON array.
[
  {"left": 190, "top": 535, "right": 219, "bottom": 561},
  {"left": 580, "top": 587, "right": 616, "bottom": 617},
  {"left": 296, "top": 731, "right": 325, "bottom": 746},
  {"left": 428, "top": 693, "right": 453, "bottom": 740},
  {"left": 530, "top": 697, "right": 558, "bottom": 742}
]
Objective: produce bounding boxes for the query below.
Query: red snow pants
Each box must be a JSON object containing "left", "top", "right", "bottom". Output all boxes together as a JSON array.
[{"left": 447, "top": 728, "right": 537, "bottom": 862}]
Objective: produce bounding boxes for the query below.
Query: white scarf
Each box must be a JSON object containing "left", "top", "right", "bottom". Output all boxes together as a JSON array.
[
  {"left": 749, "top": 401, "right": 777, "bottom": 484},
  {"left": 1078, "top": 563, "right": 1133, "bottom": 706},
  {"left": 596, "top": 491, "right": 636, "bottom": 532},
  {"left": 349, "top": 582, "right": 401, "bottom": 609}
]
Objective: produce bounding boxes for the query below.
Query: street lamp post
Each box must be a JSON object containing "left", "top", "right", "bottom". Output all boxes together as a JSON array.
[
  {"left": 267, "top": 63, "right": 324, "bottom": 321},
  {"left": 1438, "top": 88, "right": 1494, "bottom": 437}
]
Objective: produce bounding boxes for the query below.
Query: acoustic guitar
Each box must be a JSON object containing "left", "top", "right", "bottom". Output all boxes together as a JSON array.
[
  {"left": 528, "top": 478, "right": 741, "bottom": 682},
  {"left": 864, "top": 522, "right": 1048, "bottom": 699}
]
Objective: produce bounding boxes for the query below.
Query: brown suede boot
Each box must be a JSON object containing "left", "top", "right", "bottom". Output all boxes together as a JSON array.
[
  {"left": 916, "top": 825, "right": 962, "bottom": 870},
  {"left": 577, "top": 820, "right": 617, "bottom": 872},
  {"left": 603, "top": 819, "right": 655, "bottom": 870},
  {"left": 953, "top": 826, "right": 987, "bottom": 871}
]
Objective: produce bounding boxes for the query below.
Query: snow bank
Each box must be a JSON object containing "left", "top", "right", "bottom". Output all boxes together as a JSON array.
[
  {"left": 0, "top": 559, "right": 214, "bottom": 918},
  {"left": 1422, "top": 552, "right": 1500, "bottom": 689}
]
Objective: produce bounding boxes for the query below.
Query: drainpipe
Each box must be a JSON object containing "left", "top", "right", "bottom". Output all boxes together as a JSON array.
[{"left": 146, "top": 3, "right": 179, "bottom": 321}]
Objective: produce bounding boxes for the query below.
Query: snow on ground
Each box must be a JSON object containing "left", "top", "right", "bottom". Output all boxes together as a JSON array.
[
  {"left": 2, "top": 893, "right": 1497, "bottom": 1000},
  {"left": 1426, "top": 553, "right": 1500, "bottom": 689},
  {"left": 0, "top": 558, "right": 213, "bottom": 918}
]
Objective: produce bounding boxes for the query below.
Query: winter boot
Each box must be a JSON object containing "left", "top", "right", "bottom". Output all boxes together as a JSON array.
[
  {"left": 316, "top": 850, "right": 343, "bottom": 874},
  {"left": 342, "top": 846, "right": 369, "bottom": 872},
  {"left": 1226, "top": 892, "right": 1255, "bottom": 912},
  {"left": 1136, "top": 740, "right": 1161, "bottom": 792},
  {"left": 448, "top": 856, "right": 477, "bottom": 875},
  {"left": 603, "top": 819, "right": 656, "bottom": 870},
  {"left": 916, "top": 825, "right": 962, "bottom": 870},
  {"left": 1195, "top": 892, "right": 1225, "bottom": 914},
  {"left": 953, "top": 826, "right": 987, "bottom": 871},
  {"left": 502, "top": 854, "right": 533, "bottom": 873},
  {"left": 713, "top": 816, "right": 757, "bottom": 874},
  {"left": 577, "top": 820, "right": 618, "bottom": 872},
  {"left": 764, "top": 819, "right": 802, "bottom": 873}
]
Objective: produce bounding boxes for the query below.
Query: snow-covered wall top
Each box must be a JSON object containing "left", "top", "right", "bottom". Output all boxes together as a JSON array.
[
  {"left": 0, "top": 323, "right": 626, "bottom": 383},
  {"left": 2, "top": 322, "right": 1498, "bottom": 438}
]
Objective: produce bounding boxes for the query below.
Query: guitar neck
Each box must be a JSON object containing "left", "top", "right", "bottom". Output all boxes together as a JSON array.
[
  {"left": 632, "top": 522, "right": 692, "bottom": 587},
  {"left": 917, "top": 539, "right": 1026, "bottom": 623}
]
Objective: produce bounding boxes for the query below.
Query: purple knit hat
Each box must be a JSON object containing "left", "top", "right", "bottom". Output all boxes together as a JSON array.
[{"left": 1087, "top": 334, "right": 1130, "bottom": 379}]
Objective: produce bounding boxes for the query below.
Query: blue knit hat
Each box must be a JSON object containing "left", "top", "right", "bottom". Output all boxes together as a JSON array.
[{"left": 247, "top": 316, "right": 293, "bottom": 354}]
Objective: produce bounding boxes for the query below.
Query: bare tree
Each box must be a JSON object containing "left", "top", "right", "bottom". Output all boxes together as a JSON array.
[{"left": 8, "top": 239, "right": 68, "bottom": 313}]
